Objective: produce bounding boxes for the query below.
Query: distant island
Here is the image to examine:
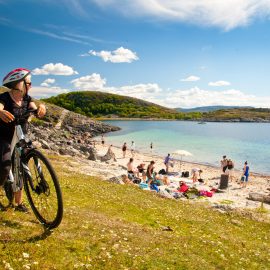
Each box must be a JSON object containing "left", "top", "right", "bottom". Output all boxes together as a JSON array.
[
  {"left": 175, "top": 105, "right": 253, "bottom": 113},
  {"left": 43, "top": 91, "right": 270, "bottom": 122}
]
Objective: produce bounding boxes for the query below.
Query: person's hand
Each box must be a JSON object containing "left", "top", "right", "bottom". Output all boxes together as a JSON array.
[
  {"left": 37, "top": 104, "right": 46, "bottom": 118},
  {"left": 0, "top": 110, "right": 15, "bottom": 123}
]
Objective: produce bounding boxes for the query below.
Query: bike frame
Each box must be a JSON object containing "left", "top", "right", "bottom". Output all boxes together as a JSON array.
[{"left": 9, "top": 124, "right": 37, "bottom": 192}]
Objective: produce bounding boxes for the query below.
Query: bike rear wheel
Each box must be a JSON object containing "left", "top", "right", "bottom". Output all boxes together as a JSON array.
[{"left": 23, "top": 149, "right": 63, "bottom": 229}]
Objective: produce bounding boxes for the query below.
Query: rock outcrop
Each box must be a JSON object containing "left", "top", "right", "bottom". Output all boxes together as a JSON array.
[{"left": 28, "top": 105, "right": 120, "bottom": 161}]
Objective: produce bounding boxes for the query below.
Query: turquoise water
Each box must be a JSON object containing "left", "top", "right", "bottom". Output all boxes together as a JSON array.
[{"left": 103, "top": 121, "right": 270, "bottom": 175}]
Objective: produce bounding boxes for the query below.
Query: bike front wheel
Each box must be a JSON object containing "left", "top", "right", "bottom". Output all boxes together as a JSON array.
[{"left": 23, "top": 149, "right": 63, "bottom": 229}]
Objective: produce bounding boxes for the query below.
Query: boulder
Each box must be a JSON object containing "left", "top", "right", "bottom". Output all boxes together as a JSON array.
[
  {"left": 88, "top": 147, "right": 100, "bottom": 161},
  {"left": 248, "top": 193, "right": 270, "bottom": 204},
  {"left": 40, "top": 139, "right": 50, "bottom": 149},
  {"left": 100, "top": 147, "right": 117, "bottom": 162},
  {"left": 108, "top": 176, "right": 124, "bottom": 185}
]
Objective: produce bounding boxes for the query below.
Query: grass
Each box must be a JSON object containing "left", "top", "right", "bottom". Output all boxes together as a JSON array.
[
  {"left": 1, "top": 154, "right": 270, "bottom": 269},
  {"left": 218, "top": 199, "right": 234, "bottom": 205}
]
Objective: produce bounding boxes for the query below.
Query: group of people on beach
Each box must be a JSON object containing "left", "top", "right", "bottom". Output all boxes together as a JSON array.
[
  {"left": 100, "top": 135, "right": 251, "bottom": 191},
  {"left": 220, "top": 155, "right": 250, "bottom": 188},
  {"left": 121, "top": 141, "right": 153, "bottom": 158},
  {"left": 123, "top": 141, "right": 136, "bottom": 158}
]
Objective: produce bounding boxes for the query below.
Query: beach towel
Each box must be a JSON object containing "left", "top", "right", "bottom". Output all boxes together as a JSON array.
[{"left": 139, "top": 182, "right": 148, "bottom": 189}]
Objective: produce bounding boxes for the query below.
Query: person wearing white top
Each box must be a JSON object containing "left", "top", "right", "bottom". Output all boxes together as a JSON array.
[{"left": 130, "top": 141, "right": 135, "bottom": 157}]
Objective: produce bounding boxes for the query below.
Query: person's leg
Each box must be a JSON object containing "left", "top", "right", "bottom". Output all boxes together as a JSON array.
[
  {"left": 244, "top": 175, "right": 248, "bottom": 187},
  {"left": 0, "top": 140, "right": 11, "bottom": 187},
  {"left": 14, "top": 190, "right": 22, "bottom": 205},
  {"left": 14, "top": 188, "right": 28, "bottom": 212},
  {"left": 0, "top": 140, "right": 11, "bottom": 211}
]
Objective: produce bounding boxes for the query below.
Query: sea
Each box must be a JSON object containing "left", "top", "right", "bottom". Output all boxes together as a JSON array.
[{"left": 103, "top": 120, "right": 270, "bottom": 175}]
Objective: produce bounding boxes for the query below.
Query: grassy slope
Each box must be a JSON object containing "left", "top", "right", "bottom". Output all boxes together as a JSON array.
[{"left": 1, "top": 154, "right": 270, "bottom": 269}]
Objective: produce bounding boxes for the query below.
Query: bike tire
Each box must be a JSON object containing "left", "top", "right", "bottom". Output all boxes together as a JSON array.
[{"left": 23, "top": 149, "right": 63, "bottom": 229}]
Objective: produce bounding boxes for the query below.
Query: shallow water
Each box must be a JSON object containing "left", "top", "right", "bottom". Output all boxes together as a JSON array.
[{"left": 103, "top": 120, "right": 270, "bottom": 175}]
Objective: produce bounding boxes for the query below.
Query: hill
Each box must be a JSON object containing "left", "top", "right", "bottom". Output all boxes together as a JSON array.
[
  {"left": 176, "top": 105, "right": 253, "bottom": 113},
  {"left": 43, "top": 91, "right": 202, "bottom": 120},
  {"left": 202, "top": 107, "right": 270, "bottom": 122}
]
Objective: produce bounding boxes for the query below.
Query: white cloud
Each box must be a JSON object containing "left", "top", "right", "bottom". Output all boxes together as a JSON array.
[
  {"left": 40, "top": 78, "right": 56, "bottom": 87},
  {"left": 181, "top": 75, "right": 200, "bottom": 82},
  {"left": 159, "top": 87, "right": 270, "bottom": 108},
  {"left": 105, "top": 83, "right": 162, "bottom": 100},
  {"left": 27, "top": 28, "right": 90, "bottom": 45},
  {"left": 209, "top": 81, "right": 231, "bottom": 87},
  {"left": 32, "top": 71, "right": 270, "bottom": 109},
  {"left": 71, "top": 73, "right": 106, "bottom": 90},
  {"left": 88, "top": 47, "right": 139, "bottom": 63},
  {"left": 90, "top": 0, "right": 270, "bottom": 30},
  {"left": 30, "top": 86, "right": 69, "bottom": 99},
  {"left": 32, "top": 63, "right": 78, "bottom": 76}
]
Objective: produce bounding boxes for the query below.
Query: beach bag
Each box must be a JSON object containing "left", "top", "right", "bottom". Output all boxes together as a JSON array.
[
  {"left": 182, "top": 171, "right": 189, "bottom": 177},
  {"left": 139, "top": 182, "right": 148, "bottom": 189},
  {"left": 150, "top": 184, "right": 159, "bottom": 192},
  {"left": 219, "top": 174, "right": 229, "bottom": 189},
  {"left": 158, "top": 169, "right": 166, "bottom": 175},
  {"left": 132, "top": 177, "right": 141, "bottom": 184},
  {"left": 179, "top": 184, "right": 189, "bottom": 193},
  {"left": 241, "top": 175, "right": 246, "bottom": 182}
]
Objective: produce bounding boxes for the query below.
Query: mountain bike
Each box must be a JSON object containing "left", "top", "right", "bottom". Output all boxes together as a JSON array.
[{"left": 1, "top": 109, "right": 63, "bottom": 229}]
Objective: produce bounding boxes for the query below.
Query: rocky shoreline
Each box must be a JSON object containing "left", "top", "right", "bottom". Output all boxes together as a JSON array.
[{"left": 29, "top": 104, "right": 120, "bottom": 157}]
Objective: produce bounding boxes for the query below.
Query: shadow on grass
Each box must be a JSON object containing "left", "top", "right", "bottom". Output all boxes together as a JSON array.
[
  {"left": 0, "top": 219, "right": 22, "bottom": 229},
  {"left": 0, "top": 225, "right": 53, "bottom": 243},
  {"left": 26, "top": 228, "right": 53, "bottom": 242}
]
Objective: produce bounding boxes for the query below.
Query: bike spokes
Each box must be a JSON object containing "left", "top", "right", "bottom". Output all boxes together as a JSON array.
[{"left": 24, "top": 150, "right": 63, "bottom": 229}]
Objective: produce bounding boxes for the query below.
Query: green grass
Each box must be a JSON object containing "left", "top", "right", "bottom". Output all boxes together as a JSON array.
[{"left": 1, "top": 155, "right": 270, "bottom": 269}]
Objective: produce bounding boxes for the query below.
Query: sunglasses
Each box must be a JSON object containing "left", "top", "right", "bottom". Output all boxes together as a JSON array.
[{"left": 24, "top": 80, "right": 32, "bottom": 86}]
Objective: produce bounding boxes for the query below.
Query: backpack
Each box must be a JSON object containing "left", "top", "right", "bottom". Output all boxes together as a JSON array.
[
  {"left": 158, "top": 169, "right": 166, "bottom": 175},
  {"left": 181, "top": 171, "right": 189, "bottom": 177}
]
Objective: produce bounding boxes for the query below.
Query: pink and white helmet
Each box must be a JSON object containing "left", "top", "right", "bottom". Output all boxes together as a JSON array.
[{"left": 2, "top": 68, "right": 31, "bottom": 86}]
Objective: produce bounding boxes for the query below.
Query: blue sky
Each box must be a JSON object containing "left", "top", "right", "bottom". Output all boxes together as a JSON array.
[{"left": 1, "top": 0, "right": 270, "bottom": 108}]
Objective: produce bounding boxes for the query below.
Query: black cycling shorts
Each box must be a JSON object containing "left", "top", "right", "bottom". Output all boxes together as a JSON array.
[{"left": 0, "top": 138, "right": 11, "bottom": 186}]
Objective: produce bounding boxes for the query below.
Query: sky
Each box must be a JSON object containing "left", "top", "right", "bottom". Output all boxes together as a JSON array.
[{"left": 1, "top": 0, "right": 270, "bottom": 108}]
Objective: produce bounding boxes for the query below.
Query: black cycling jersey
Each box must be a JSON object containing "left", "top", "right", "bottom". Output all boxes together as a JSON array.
[{"left": 0, "top": 91, "right": 32, "bottom": 142}]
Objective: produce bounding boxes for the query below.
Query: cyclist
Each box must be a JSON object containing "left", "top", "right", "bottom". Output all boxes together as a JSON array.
[{"left": 0, "top": 68, "right": 46, "bottom": 212}]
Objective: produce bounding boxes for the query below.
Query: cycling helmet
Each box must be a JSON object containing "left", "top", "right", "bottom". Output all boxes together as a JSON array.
[{"left": 2, "top": 68, "right": 31, "bottom": 86}]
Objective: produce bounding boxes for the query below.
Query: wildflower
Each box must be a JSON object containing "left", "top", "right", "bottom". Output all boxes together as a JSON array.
[{"left": 22, "top": 253, "right": 29, "bottom": 258}]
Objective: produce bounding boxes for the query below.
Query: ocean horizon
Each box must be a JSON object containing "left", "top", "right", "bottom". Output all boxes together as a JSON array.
[{"left": 103, "top": 120, "right": 270, "bottom": 175}]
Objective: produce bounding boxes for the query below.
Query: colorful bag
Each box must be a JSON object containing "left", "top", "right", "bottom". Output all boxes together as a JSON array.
[{"left": 139, "top": 182, "right": 148, "bottom": 189}]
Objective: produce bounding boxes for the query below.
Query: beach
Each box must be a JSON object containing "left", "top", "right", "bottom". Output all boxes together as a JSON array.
[{"left": 61, "top": 142, "right": 270, "bottom": 214}]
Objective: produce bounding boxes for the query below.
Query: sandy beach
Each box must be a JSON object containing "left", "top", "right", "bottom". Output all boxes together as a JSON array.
[{"left": 60, "top": 141, "right": 270, "bottom": 214}]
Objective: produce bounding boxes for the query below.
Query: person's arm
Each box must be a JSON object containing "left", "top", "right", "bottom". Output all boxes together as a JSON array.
[
  {"left": 29, "top": 101, "right": 46, "bottom": 118},
  {"left": 0, "top": 102, "right": 15, "bottom": 123}
]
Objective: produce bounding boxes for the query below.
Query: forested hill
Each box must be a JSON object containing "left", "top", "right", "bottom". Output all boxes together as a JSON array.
[{"left": 43, "top": 91, "right": 201, "bottom": 120}]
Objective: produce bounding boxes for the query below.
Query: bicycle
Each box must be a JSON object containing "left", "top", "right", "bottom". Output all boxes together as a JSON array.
[{"left": 1, "top": 109, "right": 63, "bottom": 229}]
